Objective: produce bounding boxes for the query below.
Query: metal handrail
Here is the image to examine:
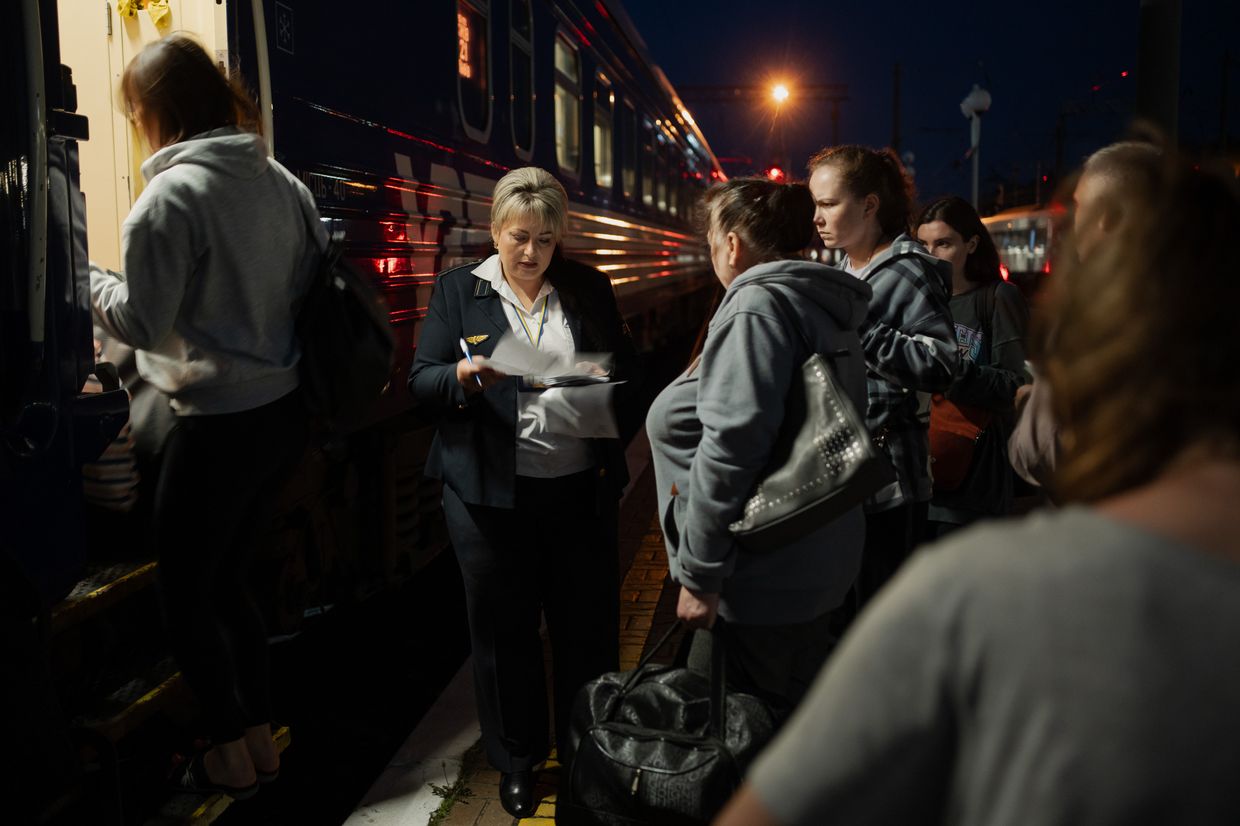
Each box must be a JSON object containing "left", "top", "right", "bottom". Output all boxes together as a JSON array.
[{"left": 21, "top": 0, "right": 48, "bottom": 358}]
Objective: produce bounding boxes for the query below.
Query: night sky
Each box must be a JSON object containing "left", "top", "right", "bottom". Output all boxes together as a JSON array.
[{"left": 621, "top": 0, "right": 1239, "bottom": 207}]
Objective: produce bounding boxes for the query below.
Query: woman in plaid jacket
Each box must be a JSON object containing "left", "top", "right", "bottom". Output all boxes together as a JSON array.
[{"left": 807, "top": 146, "right": 958, "bottom": 611}]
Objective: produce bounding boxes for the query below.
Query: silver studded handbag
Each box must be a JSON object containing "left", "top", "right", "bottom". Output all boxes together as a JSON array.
[{"left": 728, "top": 285, "right": 895, "bottom": 552}]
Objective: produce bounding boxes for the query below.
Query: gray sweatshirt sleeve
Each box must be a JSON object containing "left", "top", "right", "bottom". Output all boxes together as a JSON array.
[
  {"left": 677, "top": 306, "right": 798, "bottom": 593},
  {"left": 747, "top": 549, "right": 958, "bottom": 824},
  {"left": 91, "top": 183, "right": 198, "bottom": 350}
]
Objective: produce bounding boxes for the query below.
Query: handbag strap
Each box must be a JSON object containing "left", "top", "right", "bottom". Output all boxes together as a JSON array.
[{"left": 608, "top": 620, "right": 729, "bottom": 739}]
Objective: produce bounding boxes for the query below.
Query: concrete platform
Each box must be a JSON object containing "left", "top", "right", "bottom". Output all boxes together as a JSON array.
[{"left": 343, "top": 434, "right": 678, "bottom": 825}]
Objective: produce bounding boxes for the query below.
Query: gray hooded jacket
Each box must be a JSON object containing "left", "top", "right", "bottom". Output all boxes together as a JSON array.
[
  {"left": 91, "top": 127, "right": 324, "bottom": 415},
  {"left": 647, "top": 260, "right": 872, "bottom": 625}
]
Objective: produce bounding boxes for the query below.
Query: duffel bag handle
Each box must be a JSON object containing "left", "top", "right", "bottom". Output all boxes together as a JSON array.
[{"left": 609, "top": 621, "right": 729, "bottom": 740}]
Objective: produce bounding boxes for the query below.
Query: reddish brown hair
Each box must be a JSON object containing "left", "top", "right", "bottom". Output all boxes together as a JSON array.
[{"left": 807, "top": 145, "right": 915, "bottom": 239}]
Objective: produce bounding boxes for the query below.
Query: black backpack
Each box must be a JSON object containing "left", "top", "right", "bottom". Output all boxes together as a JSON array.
[{"left": 295, "top": 215, "right": 395, "bottom": 432}]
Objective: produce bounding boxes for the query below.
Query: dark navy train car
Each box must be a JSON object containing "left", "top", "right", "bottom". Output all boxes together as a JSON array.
[
  {"left": 4, "top": 3, "right": 722, "bottom": 820},
  {"left": 220, "top": 0, "right": 724, "bottom": 585}
]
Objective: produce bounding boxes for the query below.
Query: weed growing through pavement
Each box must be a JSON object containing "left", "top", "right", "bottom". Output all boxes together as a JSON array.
[{"left": 427, "top": 762, "right": 474, "bottom": 826}]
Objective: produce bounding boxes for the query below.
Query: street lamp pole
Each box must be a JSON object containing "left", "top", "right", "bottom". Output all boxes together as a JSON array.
[{"left": 960, "top": 84, "right": 992, "bottom": 208}]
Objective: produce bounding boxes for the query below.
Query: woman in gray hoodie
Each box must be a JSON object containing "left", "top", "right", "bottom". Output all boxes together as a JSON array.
[
  {"left": 90, "top": 35, "right": 318, "bottom": 799},
  {"left": 647, "top": 178, "right": 871, "bottom": 713}
]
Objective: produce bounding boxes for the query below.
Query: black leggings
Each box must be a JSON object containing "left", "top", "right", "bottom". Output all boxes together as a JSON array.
[{"left": 154, "top": 391, "right": 306, "bottom": 744}]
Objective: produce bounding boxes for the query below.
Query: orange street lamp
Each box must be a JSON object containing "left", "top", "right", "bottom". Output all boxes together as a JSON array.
[{"left": 772, "top": 83, "right": 790, "bottom": 104}]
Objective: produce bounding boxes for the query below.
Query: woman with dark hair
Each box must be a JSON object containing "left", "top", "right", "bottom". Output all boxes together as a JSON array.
[
  {"left": 806, "top": 146, "right": 957, "bottom": 608},
  {"left": 90, "top": 34, "right": 318, "bottom": 798},
  {"left": 715, "top": 150, "right": 1240, "bottom": 826},
  {"left": 647, "top": 178, "right": 871, "bottom": 714},
  {"left": 916, "top": 196, "right": 1029, "bottom": 537}
]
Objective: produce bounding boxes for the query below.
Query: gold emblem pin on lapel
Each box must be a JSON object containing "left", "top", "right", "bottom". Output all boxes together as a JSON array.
[{"left": 464, "top": 334, "right": 489, "bottom": 345}]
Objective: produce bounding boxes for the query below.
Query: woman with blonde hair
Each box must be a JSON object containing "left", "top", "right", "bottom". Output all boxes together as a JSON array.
[
  {"left": 716, "top": 155, "right": 1240, "bottom": 825},
  {"left": 409, "top": 166, "right": 636, "bottom": 817}
]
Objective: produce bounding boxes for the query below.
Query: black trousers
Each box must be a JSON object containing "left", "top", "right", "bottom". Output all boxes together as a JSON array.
[
  {"left": 856, "top": 502, "right": 915, "bottom": 608},
  {"left": 687, "top": 611, "right": 838, "bottom": 722},
  {"left": 443, "top": 470, "right": 620, "bottom": 773},
  {"left": 154, "top": 391, "right": 307, "bottom": 744}
]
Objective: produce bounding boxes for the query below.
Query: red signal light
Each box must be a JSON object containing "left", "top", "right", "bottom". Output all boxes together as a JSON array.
[
  {"left": 999, "top": 263, "right": 1011, "bottom": 281},
  {"left": 766, "top": 166, "right": 786, "bottom": 182},
  {"left": 1121, "top": 70, "right": 1129, "bottom": 78},
  {"left": 1042, "top": 260, "right": 1052, "bottom": 275}
]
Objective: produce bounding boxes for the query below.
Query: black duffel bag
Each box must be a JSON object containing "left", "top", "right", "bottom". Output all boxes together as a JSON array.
[{"left": 558, "top": 624, "right": 775, "bottom": 826}]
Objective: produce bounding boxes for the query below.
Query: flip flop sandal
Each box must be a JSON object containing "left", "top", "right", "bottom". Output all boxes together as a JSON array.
[{"left": 169, "top": 752, "right": 259, "bottom": 800}]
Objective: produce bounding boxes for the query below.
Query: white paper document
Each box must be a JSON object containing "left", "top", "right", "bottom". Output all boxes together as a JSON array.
[
  {"left": 483, "top": 332, "right": 613, "bottom": 387},
  {"left": 540, "top": 383, "right": 624, "bottom": 439}
]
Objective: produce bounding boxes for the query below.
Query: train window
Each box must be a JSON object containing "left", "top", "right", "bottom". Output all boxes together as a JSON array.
[
  {"left": 510, "top": 0, "right": 533, "bottom": 156},
  {"left": 511, "top": 0, "right": 531, "bottom": 40},
  {"left": 554, "top": 34, "right": 581, "bottom": 174},
  {"left": 641, "top": 123, "right": 655, "bottom": 207},
  {"left": 621, "top": 102, "right": 637, "bottom": 199},
  {"left": 656, "top": 145, "right": 669, "bottom": 212},
  {"left": 457, "top": 0, "right": 491, "bottom": 140},
  {"left": 593, "top": 73, "right": 614, "bottom": 189}
]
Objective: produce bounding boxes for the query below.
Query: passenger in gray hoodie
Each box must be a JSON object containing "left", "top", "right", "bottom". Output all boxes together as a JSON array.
[
  {"left": 647, "top": 179, "right": 871, "bottom": 712},
  {"left": 89, "top": 35, "right": 318, "bottom": 799}
]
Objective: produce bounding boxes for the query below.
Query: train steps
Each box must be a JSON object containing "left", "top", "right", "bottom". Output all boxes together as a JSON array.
[{"left": 53, "top": 559, "right": 158, "bottom": 634}]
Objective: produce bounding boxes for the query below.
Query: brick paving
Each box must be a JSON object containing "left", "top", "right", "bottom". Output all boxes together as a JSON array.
[{"left": 436, "top": 464, "right": 677, "bottom": 825}]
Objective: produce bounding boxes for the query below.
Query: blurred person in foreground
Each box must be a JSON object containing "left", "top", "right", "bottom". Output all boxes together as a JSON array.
[
  {"left": 1009, "top": 141, "right": 1162, "bottom": 491},
  {"left": 715, "top": 154, "right": 1240, "bottom": 825}
]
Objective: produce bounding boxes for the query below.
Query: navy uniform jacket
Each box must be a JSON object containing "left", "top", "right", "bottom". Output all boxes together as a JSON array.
[{"left": 408, "top": 253, "right": 638, "bottom": 510}]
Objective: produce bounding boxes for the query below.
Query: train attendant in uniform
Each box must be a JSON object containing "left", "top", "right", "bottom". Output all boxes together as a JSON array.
[
  {"left": 647, "top": 178, "right": 871, "bottom": 716},
  {"left": 807, "top": 146, "right": 957, "bottom": 610},
  {"left": 408, "top": 167, "right": 637, "bottom": 818},
  {"left": 90, "top": 35, "right": 316, "bottom": 798}
]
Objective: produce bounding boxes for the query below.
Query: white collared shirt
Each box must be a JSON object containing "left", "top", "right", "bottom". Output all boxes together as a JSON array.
[{"left": 471, "top": 255, "right": 594, "bottom": 478}]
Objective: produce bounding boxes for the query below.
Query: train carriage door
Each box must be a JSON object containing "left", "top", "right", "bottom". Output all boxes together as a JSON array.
[
  {"left": 509, "top": 0, "right": 534, "bottom": 159},
  {"left": 57, "top": 0, "right": 229, "bottom": 272}
]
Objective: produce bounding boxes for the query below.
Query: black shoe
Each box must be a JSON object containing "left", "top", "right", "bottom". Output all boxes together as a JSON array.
[{"left": 499, "top": 770, "right": 535, "bottom": 818}]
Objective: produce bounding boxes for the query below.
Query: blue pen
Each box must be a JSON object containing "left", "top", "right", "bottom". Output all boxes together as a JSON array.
[{"left": 459, "top": 338, "right": 484, "bottom": 387}]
